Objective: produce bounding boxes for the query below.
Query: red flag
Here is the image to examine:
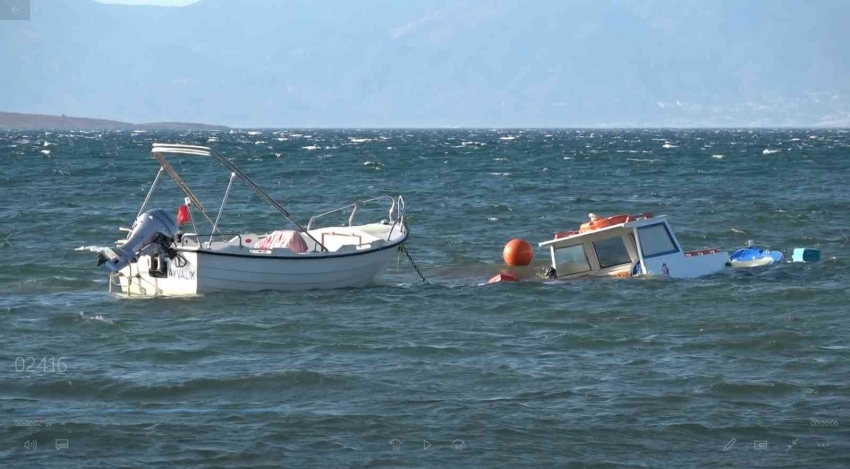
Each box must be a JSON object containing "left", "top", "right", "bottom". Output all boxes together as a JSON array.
[{"left": 176, "top": 205, "right": 190, "bottom": 226}]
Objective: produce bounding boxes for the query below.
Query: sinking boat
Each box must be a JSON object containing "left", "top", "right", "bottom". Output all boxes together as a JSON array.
[
  {"left": 539, "top": 213, "right": 730, "bottom": 279},
  {"left": 97, "top": 143, "right": 408, "bottom": 296},
  {"left": 729, "top": 244, "right": 783, "bottom": 267}
]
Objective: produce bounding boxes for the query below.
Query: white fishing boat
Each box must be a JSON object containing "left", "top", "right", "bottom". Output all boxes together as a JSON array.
[
  {"left": 539, "top": 213, "right": 730, "bottom": 279},
  {"left": 97, "top": 143, "right": 408, "bottom": 296}
]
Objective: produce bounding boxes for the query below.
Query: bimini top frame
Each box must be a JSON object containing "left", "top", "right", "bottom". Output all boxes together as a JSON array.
[{"left": 142, "top": 143, "right": 328, "bottom": 252}]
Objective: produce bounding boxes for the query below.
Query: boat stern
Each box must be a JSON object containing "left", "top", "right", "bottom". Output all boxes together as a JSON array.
[{"left": 111, "top": 252, "right": 199, "bottom": 296}]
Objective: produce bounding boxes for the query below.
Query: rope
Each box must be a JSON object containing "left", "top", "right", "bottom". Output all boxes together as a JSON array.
[{"left": 398, "top": 245, "right": 429, "bottom": 284}]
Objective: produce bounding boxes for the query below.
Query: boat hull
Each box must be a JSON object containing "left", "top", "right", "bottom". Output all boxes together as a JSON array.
[
  {"left": 540, "top": 215, "right": 732, "bottom": 280},
  {"left": 115, "top": 241, "right": 403, "bottom": 296}
]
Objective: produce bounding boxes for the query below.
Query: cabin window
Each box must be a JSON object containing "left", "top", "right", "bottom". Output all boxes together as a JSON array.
[
  {"left": 593, "top": 236, "right": 632, "bottom": 268},
  {"left": 637, "top": 223, "right": 679, "bottom": 258},
  {"left": 554, "top": 244, "right": 591, "bottom": 275}
]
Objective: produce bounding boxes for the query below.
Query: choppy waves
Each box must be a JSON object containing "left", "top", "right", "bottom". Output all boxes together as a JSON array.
[{"left": 2, "top": 129, "right": 849, "bottom": 466}]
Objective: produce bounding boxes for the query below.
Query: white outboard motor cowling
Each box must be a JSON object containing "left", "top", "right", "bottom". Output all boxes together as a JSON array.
[{"left": 97, "top": 209, "right": 179, "bottom": 273}]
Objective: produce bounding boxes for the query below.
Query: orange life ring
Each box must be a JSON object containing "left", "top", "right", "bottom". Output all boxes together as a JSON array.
[
  {"left": 578, "top": 213, "right": 653, "bottom": 233},
  {"left": 580, "top": 214, "right": 630, "bottom": 232}
]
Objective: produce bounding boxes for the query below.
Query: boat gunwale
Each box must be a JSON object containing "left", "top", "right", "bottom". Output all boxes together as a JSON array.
[{"left": 175, "top": 231, "right": 408, "bottom": 260}]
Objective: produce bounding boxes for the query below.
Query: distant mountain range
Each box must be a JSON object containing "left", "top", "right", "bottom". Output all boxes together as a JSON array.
[
  {"left": 1, "top": 0, "right": 849, "bottom": 127},
  {"left": 0, "top": 111, "right": 228, "bottom": 130}
]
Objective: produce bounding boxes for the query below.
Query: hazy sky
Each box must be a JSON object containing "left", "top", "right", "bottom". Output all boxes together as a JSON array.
[
  {"left": 3, "top": 0, "right": 849, "bottom": 127},
  {"left": 94, "top": 0, "right": 198, "bottom": 5}
]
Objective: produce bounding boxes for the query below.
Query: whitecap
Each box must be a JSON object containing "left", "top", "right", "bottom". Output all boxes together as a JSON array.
[
  {"left": 499, "top": 136, "right": 517, "bottom": 141},
  {"left": 487, "top": 217, "right": 498, "bottom": 221},
  {"left": 276, "top": 137, "right": 288, "bottom": 141},
  {"left": 79, "top": 312, "right": 114, "bottom": 325},
  {"left": 247, "top": 131, "right": 262, "bottom": 136},
  {"left": 40, "top": 150, "right": 51, "bottom": 156},
  {"left": 762, "top": 149, "right": 780, "bottom": 155},
  {"left": 254, "top": 141, "right": 266, "bottom": 145},
  {"left": 349, "top": 137, "right": 372, "bottom": 143},
  {"left": 302, "top": 145, "right": 319, "bottom": 150},
  {"left": 711, "top": 154, "right": 724, "bottom": 159},
  {"left": 662, "top": 143, "right": 677, "bottom": 149}
]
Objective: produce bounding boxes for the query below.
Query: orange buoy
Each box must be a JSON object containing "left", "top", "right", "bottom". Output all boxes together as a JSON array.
[{"left": 503, "top": 238, "right": 533, "bottom": 266}]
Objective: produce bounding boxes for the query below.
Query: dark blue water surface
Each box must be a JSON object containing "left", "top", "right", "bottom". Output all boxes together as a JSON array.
[{"left": 1, "top": 129, "right": 849, "bottom": 468}]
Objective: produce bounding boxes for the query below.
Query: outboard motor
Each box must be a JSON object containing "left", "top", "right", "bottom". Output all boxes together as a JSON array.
[{"left": 97, "top": 209, "right": 179, "bottom": 273}]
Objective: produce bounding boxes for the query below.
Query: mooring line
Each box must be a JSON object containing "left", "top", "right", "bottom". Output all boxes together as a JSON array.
[{"left": 398, "top": 245, "right": 429, "bottom": 284}]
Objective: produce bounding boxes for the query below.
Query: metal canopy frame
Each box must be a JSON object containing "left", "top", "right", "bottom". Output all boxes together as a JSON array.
[{"left": 141, "top": 143, "right": 328, "bottom": 252}]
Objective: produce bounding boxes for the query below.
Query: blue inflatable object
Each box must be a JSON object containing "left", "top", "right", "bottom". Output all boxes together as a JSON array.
[
  {"left": 792, "top": 248, "right": 821, "bottom": 263},
  {"left": 729, "top": 247, "right": 783, "bottom": 267}
]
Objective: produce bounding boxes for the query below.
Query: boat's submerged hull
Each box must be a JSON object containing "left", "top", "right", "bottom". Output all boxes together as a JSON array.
[
  {"left": 114, "top": 242, "right": 402, "bottom": 296},
  {"left": 539, "top": 215, "right": 732, "bottom": 280}
]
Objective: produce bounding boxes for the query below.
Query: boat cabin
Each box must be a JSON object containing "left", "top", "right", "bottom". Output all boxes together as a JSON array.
[{"left": 539, "top": 214, "right": 730, "bottom": 279}]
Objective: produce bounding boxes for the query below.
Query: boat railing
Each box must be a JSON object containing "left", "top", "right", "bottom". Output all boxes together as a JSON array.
[
  {"left": 385, "top": 195, "right": 405, "bottom": 241},
  {"left": 178, "top": 232, "right": 247, "bottom": 248},
  {"left": 307, "top": 196, "right": 405, "bottom": 234}
]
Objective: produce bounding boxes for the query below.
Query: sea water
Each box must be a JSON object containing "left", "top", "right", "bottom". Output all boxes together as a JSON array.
[{"left": 1, "top": 129, "right": 848, "bottom": 467}]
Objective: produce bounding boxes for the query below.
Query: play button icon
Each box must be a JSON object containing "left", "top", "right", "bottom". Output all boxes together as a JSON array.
[{"left": 423, "top": 440, "right": 431, "bottom": 450}]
